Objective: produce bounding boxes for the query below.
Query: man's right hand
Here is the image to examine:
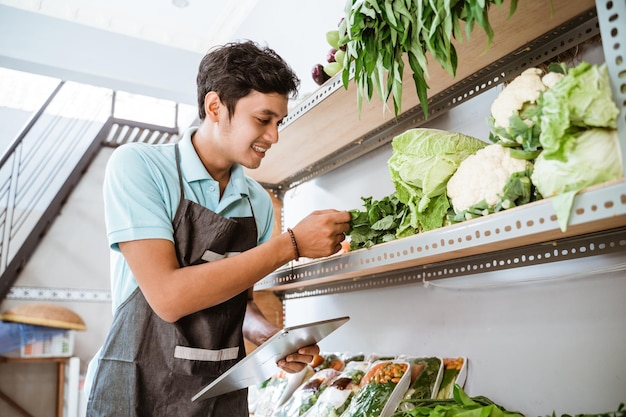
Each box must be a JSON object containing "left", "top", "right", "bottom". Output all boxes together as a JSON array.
[{"left": 290, "top": 209, "right": 351, "bottom": 259}]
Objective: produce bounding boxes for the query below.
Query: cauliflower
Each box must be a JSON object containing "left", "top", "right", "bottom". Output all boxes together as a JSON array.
[
  {"left": 491, "top": 68, "right": 547, "bottom": 130},
  {"left": 489, "top": 67, "right": 565, "bottom": 160},
  {"left": 447, "top": 144, "right": 530, "bottom": 216},
  {"left": 541, "top": 71, "right": 565, "bottom": 89}
]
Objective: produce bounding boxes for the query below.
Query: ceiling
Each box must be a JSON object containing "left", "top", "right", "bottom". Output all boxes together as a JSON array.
[{"left": 0, "top": 0, "right": 346, "bottom": 97}]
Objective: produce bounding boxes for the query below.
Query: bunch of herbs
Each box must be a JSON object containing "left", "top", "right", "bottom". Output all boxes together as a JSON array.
[
  {"left": 339, "top": 0, "right": 519, "bottom": 118},
  {"left": 348, "top": 193, "right": 409, "bottom": 250}
]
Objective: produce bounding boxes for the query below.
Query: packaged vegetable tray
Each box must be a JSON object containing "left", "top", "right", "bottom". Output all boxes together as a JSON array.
[
  {"left": 254, "top": 366, "right": 314, "bottom": 416},
  {"left": 302, "top": 361, "right": 370, "bottom": 417},
  {"left": 274, "top": 367, "right": 342, "bottom": 417},
  {"left": 339, "top": 360, "right": 411, "bottom": 417},
  {"left": 395, "top": 356, "right": 444, "bottom": 412},
  {"left": 310, "top": 352, "right": 346, "bottom": 372},
  {"left": 435, "top": 357, "right": 467, "bottom": 399}
]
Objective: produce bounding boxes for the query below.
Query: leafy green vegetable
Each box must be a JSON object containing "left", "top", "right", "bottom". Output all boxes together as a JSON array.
[
  {"left": 339, "top": 0, "right": 519, "bottom": 117},
  {"left": 348, "top": 193, "right": 409, "bottom": 250},
  {"left": 388, "top": 128, "right": 487, "bottom": 232},
  {"left": 531, "top": 128, "right": 623, "bottom": 231},
  {"left": 526, "top": 61, "right": 623, "bottom": 231},
  {"left": 486, "top": 60, "right": 622, "bottom": 231},
  {"left": 434, "top": 367, "right": 458, "bottom": 400},
  {"left": 348, "top": 129, "right": 487, "bottom": 248},
  {"left": 538, "top": 62, "right": 619, "bottom": 162},
  {"left": 399, "top": 357, "right": 442, "bottom": 409},
  {"left": 542, "top": 403, "right": 625, "bottom": 417},
  {"left": 488, "top": 61, "right": 618, "bottom": 164},
  {"left": 392, "top": 384, "right": 524, "bottom": 417},
  {"left": 342, "top": 381, "right": 397, "bottom": 417}
]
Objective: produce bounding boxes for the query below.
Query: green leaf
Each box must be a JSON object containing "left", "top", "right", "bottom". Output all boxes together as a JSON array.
[
  {"left": 384, "top": 0, "right": 398, "bottom": 28},
  {"left": 453, "top": 384, "right": 477, "bottom": 405}
]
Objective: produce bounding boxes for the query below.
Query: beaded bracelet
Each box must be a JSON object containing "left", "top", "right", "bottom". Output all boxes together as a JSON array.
[{"left": 286, "top": 228, "right": 300, "bottom": 261}]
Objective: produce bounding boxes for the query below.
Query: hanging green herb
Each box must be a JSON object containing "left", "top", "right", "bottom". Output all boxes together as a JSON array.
[{"left": 339, "top": 0, "right": 519, "bottom": 118}]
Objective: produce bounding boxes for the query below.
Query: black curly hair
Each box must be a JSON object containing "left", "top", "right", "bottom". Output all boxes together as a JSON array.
[{"left": 196, "top": 40, "right": 300, "bottom": 120}]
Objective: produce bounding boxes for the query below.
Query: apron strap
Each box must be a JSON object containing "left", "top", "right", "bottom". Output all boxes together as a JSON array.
[{"left": 175, "top": 144, "right": 185, "bottom": 199}]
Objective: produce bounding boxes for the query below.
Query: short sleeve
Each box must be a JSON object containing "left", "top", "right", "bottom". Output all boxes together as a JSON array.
[
  {"left": 257, "top": 194, "right": 275, "bottom": 244},
  {"left": 102, "top": 144, "right": 176, "bottom": 251},
  {"left": 246, "top": 181, "right": 275, "bottom": 245}
]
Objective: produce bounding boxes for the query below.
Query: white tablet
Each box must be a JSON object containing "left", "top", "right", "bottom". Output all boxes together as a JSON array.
[{"left": 191, "top": 315, "right": 350, "bottom": 402}]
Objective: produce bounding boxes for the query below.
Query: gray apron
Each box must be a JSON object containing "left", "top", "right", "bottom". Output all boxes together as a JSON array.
[{"left": 88, "top": 145, "right": 258, "bottom": 416}]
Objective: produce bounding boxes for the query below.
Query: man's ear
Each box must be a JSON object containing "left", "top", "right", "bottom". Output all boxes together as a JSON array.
[{"left": 204, "top": 92, "right": 221, "bottom": 121}]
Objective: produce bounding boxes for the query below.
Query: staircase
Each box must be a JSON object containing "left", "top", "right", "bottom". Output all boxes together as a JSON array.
[{"left": 0, "top": 81, "right": 180, "bottom": 300}]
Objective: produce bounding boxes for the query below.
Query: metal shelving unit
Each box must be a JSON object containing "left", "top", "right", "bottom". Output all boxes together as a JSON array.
[
  {"left": 257, "top": 182, "right": 626, "bottom": 295},
  {"left": 255, "top": 0, "right": 626, "bottom": 298}
]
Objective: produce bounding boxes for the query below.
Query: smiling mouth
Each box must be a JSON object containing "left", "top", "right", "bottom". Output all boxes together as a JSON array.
[{"left": 252, "top": 144, "right": 267, "bottom": 154}]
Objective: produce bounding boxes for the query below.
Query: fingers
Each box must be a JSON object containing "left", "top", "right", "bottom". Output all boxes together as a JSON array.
[
  {"left": 298, "top": 344, "right": 320, "bottom": 357},
  {"left": 277, "top": 360, "right": 307, "bottom": 373},
  {"left": 310, "top": 209, "right": 338, "bottom": 215},
  {"left": 311, "top": 209, "right": 351, "bottom": 225},
  {"left": 333, "top": 232, "right": 346, "bottom": 254},
  {"left": 276, "top": 344, "right": 320, "bottom": 373},
  {"left": 334, "top": 210, "right": 352, "bottom": 226}
]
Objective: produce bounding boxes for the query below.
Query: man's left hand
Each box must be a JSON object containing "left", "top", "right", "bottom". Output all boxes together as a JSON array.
[{"left": 276, "top": 344, "right": 320, "bottom": 373}]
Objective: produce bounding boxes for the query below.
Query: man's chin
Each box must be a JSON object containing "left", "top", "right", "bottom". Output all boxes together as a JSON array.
[{"left": 243, "top": 160, "right": 262, "bottom": 170}]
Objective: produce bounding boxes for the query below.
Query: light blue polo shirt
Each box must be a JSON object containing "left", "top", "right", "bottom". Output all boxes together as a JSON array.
[{"left": 102, "top": 126, "right": 275, "bottom": 312}]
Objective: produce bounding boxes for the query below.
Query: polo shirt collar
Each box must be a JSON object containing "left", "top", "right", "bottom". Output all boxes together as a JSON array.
[{"left": 178, "top": 126, "right": 250, "bottom": 197}]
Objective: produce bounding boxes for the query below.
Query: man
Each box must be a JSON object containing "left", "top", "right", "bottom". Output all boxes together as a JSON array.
[{"left": 85, "top": 40, "right": 351, "bottom": 416}]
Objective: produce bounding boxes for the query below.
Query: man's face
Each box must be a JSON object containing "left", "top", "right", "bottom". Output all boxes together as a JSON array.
[{"left": 218, "top": 91, "right": 289, "bottom": 170}]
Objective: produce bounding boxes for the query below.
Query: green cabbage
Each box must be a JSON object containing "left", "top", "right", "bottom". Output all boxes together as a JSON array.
[
  {"left": 531, "top": 128, "right": 623, "bottom": 231},
  {"left": 530, "top": 61, "right": 623, "bottom": 231},
  {"left": 388, "top": 128, "right": 486, "bottom": 232},
  {"left": 539, "top": 62, "right": 619, "bottom": 161}
]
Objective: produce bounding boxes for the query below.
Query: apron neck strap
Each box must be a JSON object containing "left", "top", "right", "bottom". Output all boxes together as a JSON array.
[{"left": 175, "top": 144, "right": 185, "bottom": 199}]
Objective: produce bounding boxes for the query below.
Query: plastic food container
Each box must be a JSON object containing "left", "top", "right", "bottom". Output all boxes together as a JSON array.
[
  {"left": 379, "top": 361, "right": 411, "bottom": 417},
  {"left": 302, "top": 360, "right": 369, "bottom": 417},
  {"left": 341, "top": 360, "right": 412, "bottom": 417},
  {"left": 396, "top": 355, "right": 444, "bottom": 411},
  {"left": 435, "top": 356, "right": 467, "bottom": 399}
]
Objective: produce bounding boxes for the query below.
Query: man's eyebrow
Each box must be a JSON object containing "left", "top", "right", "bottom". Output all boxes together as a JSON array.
[
  {"left": 259, "top": 109, "right": 283, "bottom": 117},
  {"left": 258, "top": 108, "right": 288, "bottom": 120}
]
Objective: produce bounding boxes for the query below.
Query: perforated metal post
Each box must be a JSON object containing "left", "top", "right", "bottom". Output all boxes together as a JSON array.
[{"left": 596, "top": 0, "right": 626, "bottom": 173}]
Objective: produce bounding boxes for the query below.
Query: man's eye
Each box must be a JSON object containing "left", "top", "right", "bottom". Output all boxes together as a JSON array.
[{"left": 258, "top": 118, "right": 270, "bottom": 125}]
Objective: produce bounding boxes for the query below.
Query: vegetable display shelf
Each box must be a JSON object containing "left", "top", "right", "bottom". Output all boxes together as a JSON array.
[
  {"left": 255, "top": 181, "right": 626, "bottom": 296},
  {"left": 254, "top": 0, "right": 626, "bottom": 297},
  {"left": 244, "top": 0, "right": 597, "bottom": 190}
]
